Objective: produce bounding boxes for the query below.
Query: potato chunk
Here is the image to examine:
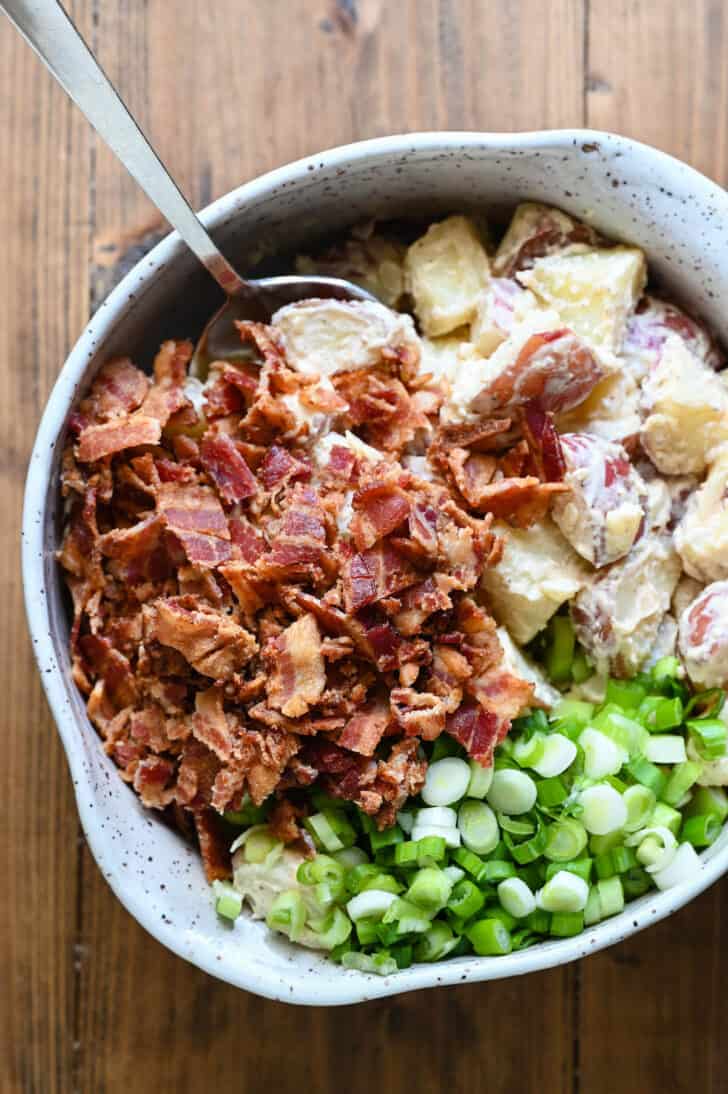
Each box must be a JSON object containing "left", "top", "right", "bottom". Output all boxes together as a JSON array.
[
  {"left": 623, "top": 295, "right": 723, "bottom": 380},
  {"left": 551, "top": 434, "right": 648, "bottom": 567},
  {"left": 493, "top": 202, "right": 600, "bottom": 277},
  {"left": 674, "top": 446, "right": 728, "bottom": 582},
  {"left": 519, "top": 246, "right": 646, "bottom": 352},
  {"left": 640, "top": 335, "right": 728, "bottom": 475},
  {"left": 571, "top": 532, "right": 681, "bottom": 676},
  {"left": 481, "top": 518, "right": 587, "bottom": 645},
  {"left": 405, "top": 216, "right": 490, "bottom": 336},
  {"left": 272, "top": 299, "right": 420, "bottom": 377},
  {"left": 470, "top": 278, "right": 540, "bottom": 356},
  {"left": 678, "top": 581, "right": 728, "bottom": 689},
  {"left": 555, "top": 368, "right": 641, "bottom": 448}
]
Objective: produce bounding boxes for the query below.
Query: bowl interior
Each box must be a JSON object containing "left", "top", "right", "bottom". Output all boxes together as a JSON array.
[{"left": 25, "top": 132, "right": 728, "bottom": 1004}]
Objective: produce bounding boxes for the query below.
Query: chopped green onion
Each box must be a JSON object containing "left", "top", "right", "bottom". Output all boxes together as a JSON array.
[
  {"left": 621, "top": 866, "right": 652, "bottom": 898},
  {"left": 369, "top": 823, "right": 404, "bottom": 852},
  {"left": 505, "top": 824, "right": 549, "bottom": 865},
  {"left": 513, "top": 732, "right": 547, "bottom": 768},
  {"left": 442, "top": 865, "right": 465, "bottom": 885},
  {"left": 537, "top": 776, "right": 568, "bottom": 807},
  {"left": 684, "top": 689, "right": 725, "bottom": 720},
  {"left": 497, "top": 877, "right": 536, "bottom": 918},
  {"left": 595, "top": 710, "right": 648, "bottom": 758},
  {"left": 627, "top": 826, "right": 678, "bottom": 873},
  {"left": 661, "top": 761, "right": 702, "bottom": 807},
  {"left": 414, "top": 835, "right": 448, "bottom": 866},
  {"left": 234, "top": 825, "right": 282, "bottom": 863},
  {"left": 625, "top": 756, "right": 667, "bottom": 798},
  {"left": 447, "top": 878, "right": 485, "bottom": 920},
  {"left": 466, "top": 759, "right": 494, "bottom": 799},
  {"left": 341, "top": 951, "right": 397, "bottom": 977},
  {"left": 406, "top": 867, "right": 453, "bottom": 914},
  {"left": 333, "top": 846, "right": 369, "bottom": 869},
  {"left": 311, "top": 907, "right": 352, "bottom": 950},
  {"left": 623, "top": 784, "right": 657, "bottom": 832},
  {"left": 223, "top": 795, "right": 267, "bottom": 826},
  {"left": 396, "top": 811, "right": 414, "bottom": 834},
  {"left": 589, "top": 830, "right": 625, "bottom": 856},
  {"left": 684, "top": 786, "right": 728, "bottom": 824},
  {"left": 606, "top": 678, "right": 647, "bottom": 710},
  {"left": 531, "top": 734, "right": 578, "bottom": 778},
  {"left": 451, "top": 846, "right": 487, "bottom": 879},
  {"left": 346, "top": 889, "right": 397, "bottom": 922},
  {"left": 487, "top": 769, "right": 538, "bottom": 815},
  {"left": 681, "top": 813, "right": 721, "bottom": 847},
  {"left": 524, "top": 909, "right": 552, "bottom": 933},
  {"left": 410, "top": 823, "right": 461, "bottom": 849},
  {"left": 393, "top": 841, "right": 419, "bottom": 868},
  {"left": 571, "top": 649, "right": 592, "bottom": 684},
  {"left": 479, "top": 859, "right": 517, "bottom": 883},
  {"left": 430, "top": 735, "right": 462, "bottom": 762},
  {"left": 304, "top": 812, "right": 347, "bottom": 853},
  {"left": 458, "top": 800, "right": 500, "bottom": 855},
  {"left": 467, "top": 917, "right": 513, "bottom": 956},
  {"left": 346, "top": 864, "right": 381, "bottom": 895},
  {"left": 651, "top": 841, "right": 701, "bottom": 890},
  {"left": 421, "top": 757, "right": 471, "bottom": 806},
  {"left": 297, "top": 855, "right": 346, "bottom": 889},
  {"left": 579, "top": 727, "right": 624, "bottom": 779},
  {"left": 651, "top": 655, "right": 682, "bottom": 685},
  {"left": 550, "top": 911, "right": 585, "bottom": 937},
  {"left": 638, "top": 696, "right": 683, "bottom": 732},
  {"left": 537, "top": 870, "right": 589, "bottom": 913},
  {"left": 355, "top": 916, "right": 380, "bottom": 945},
  {"left": 544, "top": 858, "right": 592, "bottom": 883},
  {"left": 687, "top": 718, "right": 728, "bottom": 760},
  {"left": 552, "top": 699, "right": 594, "bottom": 731},
  {"left": 381, "top": 898, "right": 431, "bottom": 934},
  {"left": 650, "top": 801, "right": 683, "bottom": 835},
  {"left": 544, "top": 818, "right": 588, "bottom": 862},
  {"left": 578, "top": 784, "right": 628, "bottom": 835},
  {"left": 644, "top": 735, "right": 687, "bottom": 765},
  {"left": 545, "top": 616, "right": 575, "bottom": 683},
  {"left": 596, "top": 876, "right": 624, "bottom": 917},
  {"left": 212, "top": 880, "right": 242, "bottom": 921},
  {"left": 392, "top": 943, "right": 414, "bottom": 969},
  {"left": 267, "top": 890, "right": 306, "bottom": 942},
  {"left": 415, "top": 921, "right": 458, "bottom": 962},
  {"left": 583, "top": 886, "right": 602, "bottom": 926},
  {"left": 416, "top": 806, "right": 457, "bottom": 827}
]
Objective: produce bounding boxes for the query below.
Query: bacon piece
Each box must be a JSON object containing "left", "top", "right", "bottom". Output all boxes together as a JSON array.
[
  {"left": 132, "top": 755, "right": 176, "bottom": 809},
  {"left": 128, "top": 704, "right": 170, "bottom": 753},
  {"left": 471, "top": 330, "right": 610, "bottom": 417},
  {"left": 235, "top": 319, "right": 289, "bottom": 370},
  {"left": 521, "top": 401, "right": 566, "bottom": 482},
  {"left": 373, "top": 738, "right": 427, "bottom": 826},
  {"left": 467, "top": 663, "right": 534, "bottom": 730},
  {"left": 258, "top": 444, "right": 310, "bottom": 491},
  {"left": 446, "top": 701, "right": 502, "bottom": 766},
  {"left": 437, "top": 418, "right": 515, "bottom": 451},
  {"left": 77, "top": 414, "right": 161, "bottom": 462},
  {"left": 79, "top": 634, "right": 138, "bottom": 708},
  {"left": 240, "top": 728, "right": 302, "bottom": 805},
  {"left": 157, "top": 481, "right": 231, "bottom": 567},
  {"left": 229, "top": 515, "right": 267, "bottom": 563},
  {"left": 143, "top": 595, "right": 257, "bottom": 679},
  {"left": 351, "top": 482, "right": 411, "bottom": 550},
  {"left": 268, "top": 798, "right": 305, "bottom": 845},
  {"left": 390, "top": 688, "right": 449, "bottom": 740},
  {"left": 199, "top": 432, "right": 257, "bottom": 504},
  {"left": 139, "top": 340, "right": 192, "bottom": 426},
  {"left": 256, "top": 484, "right": 328, "bottom": 580},
  {"left": 77, "top": 358, "right": 150, "bottom": 428},
  {"left": 342, "top": 541, "right": 420, "bottom": 613},
  {"left": 98, "top": 512, "right": 167, "bottom": 582},
  {"left": 392, "top": 574, "right": 459, "bottom": 635},
  {"left": 192, "top": 686, "right": 235, "bottom": 763},
  {"left": 324, "top": 444, "right": 358, "bottom": 483},
  {"left": 266, "top": 613, "right": 326, "bottom": 718},
  {"left": 193, "top": 809, "right": 231, "bottom": 881},
  {"left": 338, "top": 696, "right": 391, "bottom": 755},
  {"left": 456, "top": 475, "right": 568, "bottom": 527}
]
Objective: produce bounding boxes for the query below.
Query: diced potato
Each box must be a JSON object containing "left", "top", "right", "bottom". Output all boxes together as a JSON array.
[
  {"left": 555, "top": 368, "right": 641, "bottom": 448},
  {"left": 418, "top": 330, "right": 476, "bottom": 387},
  {"left": 622, "top": 295, "right": 724, "bottom": 380},
  {"left": 481, "top": 518, "right": 588, "bottom": 645},
  {"left": 571, "top": 532, "right": 681, "bottom": 676},
  {"left": 640, "top": 335, "right": 728, "bottom": 475},
  {"left": 295, "top": 233, "right": 407, "bottom": 309},
  {"left": 272, "top": 299, "right": 420, "bottom": 377},
  {"left": 678, "top": 580, "right": 728, "bottom": 689},
  {"left": 674, "top": 446, "right": 728, "bottom": 582},
  {"left": 496, "top": 626, "right": 561, "bottom": 708},
  {"left": 493, "top": 202, "right": 599, "bottom": 277},
  {"left": 405, "top": 215, "right": 490, "bottom": 336},
  {"left": 470, "top": 278, "right": 540, "bottom": 356},
  {"left": 672, "top": 574, "right": 705, "bottom": 622},
  {"left": 445, "top": 308, "right": 614, "bottom": 423},
  {"left": 519, "top": 246, "right": 647, "bottom": 352},
  {"left": 551, "top": 434, "right": 648, "bottom": 567}
]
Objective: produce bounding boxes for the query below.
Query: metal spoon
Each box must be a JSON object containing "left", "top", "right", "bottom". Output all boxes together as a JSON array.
[{"left": 2, "top": 0, "right": 375, "bottom": 370}]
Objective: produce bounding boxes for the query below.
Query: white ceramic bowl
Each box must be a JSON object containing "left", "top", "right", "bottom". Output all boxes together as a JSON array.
[{"left": 22, "top": 130, "right": 728, "bottom": 1005}]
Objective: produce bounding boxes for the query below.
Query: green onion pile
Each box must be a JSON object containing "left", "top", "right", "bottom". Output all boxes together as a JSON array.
[{"left": 213, "top": 656, "right": 727, "bottom": 976}]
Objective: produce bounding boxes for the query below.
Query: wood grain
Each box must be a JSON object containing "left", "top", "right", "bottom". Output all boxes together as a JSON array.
[{"left": 2, "top": 0, "right": 727, "bottom": 1091}]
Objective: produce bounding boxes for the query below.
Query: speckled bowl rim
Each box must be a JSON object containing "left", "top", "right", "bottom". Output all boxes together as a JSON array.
[{"left": 22, "top": 129, "right": 728, "bottom": 1005}]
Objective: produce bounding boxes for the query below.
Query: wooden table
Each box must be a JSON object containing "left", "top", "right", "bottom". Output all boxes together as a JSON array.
[{"left": 3, "top": 2, "right": 727, "bottom": 1091}]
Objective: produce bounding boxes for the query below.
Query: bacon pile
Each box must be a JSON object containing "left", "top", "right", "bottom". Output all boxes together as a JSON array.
[{"left": 58, "top": 322, "right": 562, "bottom": 880}]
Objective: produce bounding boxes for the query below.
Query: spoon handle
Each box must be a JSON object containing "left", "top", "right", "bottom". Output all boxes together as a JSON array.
[{"left": 2, "top": 0, "right": 246, "bottom": 296}]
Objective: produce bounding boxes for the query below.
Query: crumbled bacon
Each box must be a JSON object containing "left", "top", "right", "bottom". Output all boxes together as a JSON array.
[{"left": 59, "top": 319, "right": 541, "bottom": 868}]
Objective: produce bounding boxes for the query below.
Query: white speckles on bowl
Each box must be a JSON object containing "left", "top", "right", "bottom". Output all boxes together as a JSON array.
[{"left": 22, "top": 131, "right": 728, "bottom": 1004}]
